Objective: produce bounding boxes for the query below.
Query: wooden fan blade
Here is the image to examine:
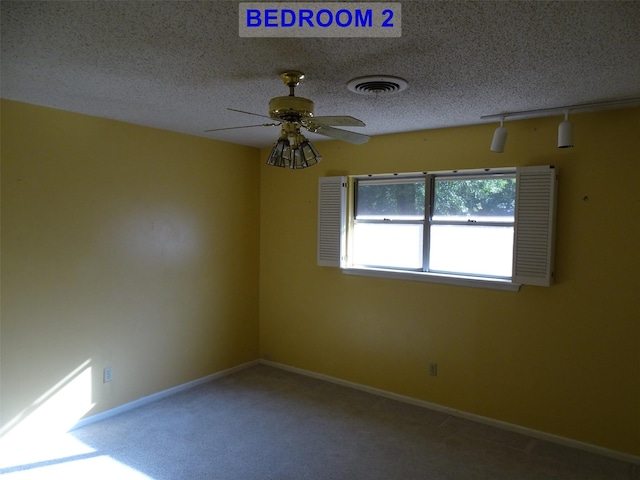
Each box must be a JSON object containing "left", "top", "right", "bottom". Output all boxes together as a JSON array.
[
  {"left": 311, "top": 125, "right": 370, "bottom": 144},
  {"left": 227, "top": 108, "right": 273, "bottom": 120},
  {"left": 311, "top": 116, "right": 366, "bottom": 127},
  {"left": 204, "top": 123, "right": 280, "bottom": 132}
]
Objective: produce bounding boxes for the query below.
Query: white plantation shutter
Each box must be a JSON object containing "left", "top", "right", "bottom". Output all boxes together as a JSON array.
[
  {"left": 318, "top": 176, "right": 346, "bottom": 267},
  {"left": 513, "top": 165, "right": 558, "bottom": 286}
]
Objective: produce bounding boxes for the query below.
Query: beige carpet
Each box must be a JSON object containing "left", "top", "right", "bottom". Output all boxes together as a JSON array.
[{"left": 2, "top": 364, "right": 636, "bottom": 479}]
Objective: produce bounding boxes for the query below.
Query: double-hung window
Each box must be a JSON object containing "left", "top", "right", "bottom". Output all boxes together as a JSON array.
[
  {"left": 318, "top": 166, "right": 557, "bottom": 290},
  {"left": 428, "top": 173, "right": 515, "bottom": 278},
  {"left": 352, "top": 177, "right": 425, "bottom": 270}
]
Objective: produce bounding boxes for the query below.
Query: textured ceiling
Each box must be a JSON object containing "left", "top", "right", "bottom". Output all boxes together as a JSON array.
[{"left": 2, "top": 1, "right": 640, "bottom": 148}]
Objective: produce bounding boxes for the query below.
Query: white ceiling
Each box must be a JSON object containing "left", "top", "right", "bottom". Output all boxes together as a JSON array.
[{"left": 2, "top": 1, "right": 639, "bottom": 148}]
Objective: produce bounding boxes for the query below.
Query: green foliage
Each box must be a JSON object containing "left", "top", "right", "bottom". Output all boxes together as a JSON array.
[
  {"left": 357, "top": 182, "right": 425, "bottom": 217},
  {"left": 433, "top": 178, "right": 515, "bottom": 217},
  {"left": 356, "top": 177, "right": 515, "bottom": 219}
]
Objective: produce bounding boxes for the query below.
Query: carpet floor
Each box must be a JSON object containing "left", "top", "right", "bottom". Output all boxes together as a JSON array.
[{"left": 1, "top": 364, "right": 637, "bottom": 479}]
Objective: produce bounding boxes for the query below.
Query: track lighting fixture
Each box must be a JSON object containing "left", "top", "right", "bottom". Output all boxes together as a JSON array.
[
  {"left": 557, "top": 110, "right": 573, "bottom": 148},
  {"left": 482, "top": 96, "right": 640, "bottom": 151},
  {"left": 490, "top": 117, "right": 508, "bottom": 153}
]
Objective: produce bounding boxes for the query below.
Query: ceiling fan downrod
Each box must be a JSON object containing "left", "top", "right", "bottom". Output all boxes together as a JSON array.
[{"left": 279, "top": 70, "right": 305, "bottom": 96}]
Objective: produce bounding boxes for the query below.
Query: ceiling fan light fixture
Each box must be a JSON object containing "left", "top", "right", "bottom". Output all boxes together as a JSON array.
[
  {"left": 294, "top": 140, "right": 322, "bottom": 169},
  {"left": 266, "top": 138, "right": 291, "bottom": 168},
  {"left": 266, "top": 130, "right": 322, "bottom": 169}
]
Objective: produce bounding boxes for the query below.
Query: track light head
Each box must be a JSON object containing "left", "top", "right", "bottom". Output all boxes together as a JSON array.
[
  {"left": 558, "top": 111, "right": 574, "bottom": 148},
  {"left": 490, "top": 118, "right": 508, "bottom": 153}
]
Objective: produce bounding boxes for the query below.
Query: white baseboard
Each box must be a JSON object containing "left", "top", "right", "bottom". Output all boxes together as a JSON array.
[
  {"left": 260, "top": 359, "right": 640, "bottom": 466},
  {"left": 70, "top": 360, "right": 260, "bottom": 431}
]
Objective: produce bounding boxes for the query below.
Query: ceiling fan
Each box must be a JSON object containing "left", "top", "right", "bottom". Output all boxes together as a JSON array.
[{"left": 206, "top": 71, "right": 369, "bottom": 169}]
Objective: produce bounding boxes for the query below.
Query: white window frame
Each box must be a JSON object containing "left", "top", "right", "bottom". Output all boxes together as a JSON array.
[{"left": 318, "top": 166, "right": 558, "bottom": 291}]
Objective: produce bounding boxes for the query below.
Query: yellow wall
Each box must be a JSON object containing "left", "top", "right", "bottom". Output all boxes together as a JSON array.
[
  {"left": 2, "top": 99, "right": 638, "bottom": 458},
  {"left": 259, "top": 107, "right": 640, "bottom": 456},
  {"left": 1, "top": 100, "right": 260, "bottom": 430}
]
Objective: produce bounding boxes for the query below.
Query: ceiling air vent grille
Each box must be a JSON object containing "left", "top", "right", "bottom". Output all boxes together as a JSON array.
[{"left": 347, "top": 76, "right": 408, "bottom": 95}]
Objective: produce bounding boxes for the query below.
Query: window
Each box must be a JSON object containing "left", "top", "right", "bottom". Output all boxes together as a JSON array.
[
  {"left": 428, "top": 174, "right": 515, "bottom": 278},
  {"left": 318, "top": 166, "right": 557, "bottom": 290},
  {"left": 353, "top": 178, "right": 425, "bottom": 269}
]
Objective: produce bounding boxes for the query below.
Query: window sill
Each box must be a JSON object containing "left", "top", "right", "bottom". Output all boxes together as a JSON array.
[{"left": 341, "top": 266, "right": 521, "bottom": 292}]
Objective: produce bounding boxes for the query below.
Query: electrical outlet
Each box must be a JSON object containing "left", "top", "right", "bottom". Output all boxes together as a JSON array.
[
  {"left": 103, "top": 366, "right": 113, "bottom": 383},
  {"left": 429, "top": 362, "right": 438, "bottom": 377}
]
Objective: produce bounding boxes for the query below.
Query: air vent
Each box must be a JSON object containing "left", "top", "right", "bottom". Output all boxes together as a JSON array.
[{"left": 347, "top": 75, "right": 408, "bottom": 95}]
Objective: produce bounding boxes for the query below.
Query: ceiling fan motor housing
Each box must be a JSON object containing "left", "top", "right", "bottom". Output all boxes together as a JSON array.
[{"left": 269, "top": 96, "right": 314, "bottom": 122}]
